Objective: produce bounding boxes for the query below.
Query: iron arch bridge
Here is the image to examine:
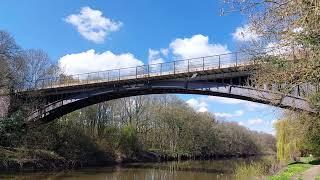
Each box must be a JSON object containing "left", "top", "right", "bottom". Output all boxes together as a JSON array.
[{"left": 16, "top": 52, "right": 316, "bottom": 125}]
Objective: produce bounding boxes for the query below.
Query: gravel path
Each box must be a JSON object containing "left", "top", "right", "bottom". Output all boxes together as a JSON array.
[{"left": 298, "top": 165, "right": 320, "bottom": 180}]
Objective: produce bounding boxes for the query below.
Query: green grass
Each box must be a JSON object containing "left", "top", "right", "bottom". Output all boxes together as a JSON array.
[
  {"left": 0, "top": 146, "right": 66, "bottom": 170},
  {"left": 268, "top": 162, "right": 312, "bottom": 180},
  {"left": 268, "top": 157, "right": 320, "bottom": 180},
  {"left": 234, "top": 162, "right": 266, "bottom": 180},
  {"left": 315, "top": 175, "right": 320, "bottom": 180},
  {"left": 232, "top": 157, "right": 320, "bottom": 180}
]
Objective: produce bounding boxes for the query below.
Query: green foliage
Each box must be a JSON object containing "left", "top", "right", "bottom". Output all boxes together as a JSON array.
[
  {"left": 53, "top": 121, "right": 101, "bottom": 163},
  {"left": 292, "top": 114, "right": 319, "bottom": 156},
  {"left": 119, "top": 124, "right": 140, "bottom": 156},
  {"left": 225, "top": 0, "right": 320, "bottom": 165},
  {"left": 0, "top": 111, "right": 26, "bottom": 147},
  {"left": 234, "top": 162, "right": 267, "bottom": 180},
  {"left": 6, "top": 95, "right": 275, "bottom": 167},
  {"left": 273, "top": 113, "right": 320, "bottom": 162},
  {"left": 267, "top": 157, "right": 319, "bottom": 180},
  {"left": 234, "top": 156, "right": 320, "bottom": 180},
  {"left": 275, "top": 119, "right": 292, "bottom": 162},
  {"left": 0, "top": 29, "right": 277, "bottom": 169},
  {"left": 269, "top": 163, "right": 312, "bottom": 180},
  {"left": 234, "top": 157, "right": 279, "bottom": 180},
  {"left": 309, "top": 91, "right": 320, "bottom": 110}
]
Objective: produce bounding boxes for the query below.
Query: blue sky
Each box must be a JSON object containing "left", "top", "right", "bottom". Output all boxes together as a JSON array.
[{"left": 0, "top": 0, "right": 280, "bottom": 134}]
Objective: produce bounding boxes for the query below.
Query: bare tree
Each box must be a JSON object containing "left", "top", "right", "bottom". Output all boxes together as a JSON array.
[
  {"left": 0, "top": 31, "right": 20, "bottom": 90},
  {"left": 20, "top": 49, "right": 59, "bottom": 89},
  {"left": 223, "top": 0, "right": 320, "bottom": 109}
]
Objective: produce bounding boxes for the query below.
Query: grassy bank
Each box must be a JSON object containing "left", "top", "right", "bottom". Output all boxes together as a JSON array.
[
  {"left": 269, "top": 157, "right": 320, "bottom": 180},
  {"left": 0, "top": 146, "right": 162, "bottom": 171},
  {"left": 234, "top": 157, "right": 320, "bottom": 180},
  {"left": 0, "top": 147, "right": 66, "bottom": 171},
  {"left": 234, "top": 156, "right": 279, "bottom": 180},
  {"left": 269, "top": 162, "right": 312, "bottom": 180},
  {"left": 0, "top": 146, "right": 268, "bottom": 172}
]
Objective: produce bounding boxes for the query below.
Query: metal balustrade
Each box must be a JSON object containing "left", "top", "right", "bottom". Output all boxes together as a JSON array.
[
  {"left": 32, "top": 51, "right": 253, "bottom": 90},
  {"left": 23, "top": 49, "right": 318, "bottom": 122}
]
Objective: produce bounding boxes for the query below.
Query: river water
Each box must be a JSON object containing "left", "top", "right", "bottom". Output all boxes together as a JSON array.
[{"left": 1, "top": 157, "right": 269, "bottom": 180}]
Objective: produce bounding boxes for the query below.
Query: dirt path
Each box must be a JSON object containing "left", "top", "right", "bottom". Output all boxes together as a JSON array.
[{"left": 297, "top": 165, "right": 320, "bottom": 180}]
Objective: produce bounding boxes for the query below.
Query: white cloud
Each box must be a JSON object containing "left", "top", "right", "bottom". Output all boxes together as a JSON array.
[
  {"left": 244, "top": 101, "right": 268, "bottom": 111},
  {"left": 198, "top": 107, "right": 208, "bottom": 113},
  {"left": 148, "top": 48, "right": 168, "bottom": 64},
  {"left": 248, "top": 118, "right": 264, "bottom": 125},
  {"left": 160, "top": 48, "right": 169, "bottom": 56},
  {"left": 214, "top": 112, "right": 233, "bottom": 118},
  {"left": 271, "top": 119, "right": 278, "bottom": 125},
  {"left": 232, "top": 24, "right": 260, "bottom": 42},
  {"left": 238, "top": 121, "right": 245, "bottom": 126},
  {"left": 208, "top": 96, "right": 244, "bottom": 104},
  {"left": 235, "top": 110, "right": 244, "bottom": 116},
  {"left": 65, "top": 6, "right": 123, "bottom": 43},
  {"left": 186, "top": 98, "right": 208, "bottom": 112},
  {"left": 169, "top": 34, "right": 230, "bottom": 59},
  {"left": 147, "top": 34, "right": 230, "bottom": 66},
  {"left": 59, "top": 49, "right": 143, "bottom": 75},
  {"left": 207, "top": 96, "right": 267, "bottom": 111},
  {"left": 214, "top": 110, "right": 244, "bottom": 118}
]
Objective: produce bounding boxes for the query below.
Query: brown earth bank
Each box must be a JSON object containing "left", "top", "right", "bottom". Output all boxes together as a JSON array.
[{"left": 0, "top": 146, "right": 271, "bottom": 172}]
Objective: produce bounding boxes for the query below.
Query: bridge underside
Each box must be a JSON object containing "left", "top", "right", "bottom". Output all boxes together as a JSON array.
[
  {"left": 15, "top": 66, "right": 315, "bottom": 125},
  {"left": 25, "top": 77, "right": 314, "bottom": 125}
]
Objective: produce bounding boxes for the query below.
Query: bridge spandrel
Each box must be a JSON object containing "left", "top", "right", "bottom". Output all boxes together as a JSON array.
[{"left": 19, "top": 52, "right": 317, "bottom": 124}]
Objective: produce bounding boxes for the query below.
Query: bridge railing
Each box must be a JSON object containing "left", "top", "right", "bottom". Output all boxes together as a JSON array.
[{"left": 32, "top": 51, "right": 253, "bottom": 90}]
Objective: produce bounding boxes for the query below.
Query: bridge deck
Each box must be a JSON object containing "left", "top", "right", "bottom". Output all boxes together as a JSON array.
[
  {"left": 17, "top": 51, "right": 317, "bottom": 124},
  {"left": 27, "top": 52, "right": 254, "bottom": 92}
]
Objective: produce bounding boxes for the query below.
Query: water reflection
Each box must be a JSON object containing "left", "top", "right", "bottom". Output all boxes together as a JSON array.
[{"left": 1, "top": 157, "right": 270, "bottom": 180}]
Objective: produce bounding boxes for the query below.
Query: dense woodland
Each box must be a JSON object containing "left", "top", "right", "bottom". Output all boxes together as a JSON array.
[
  {"left": 0, "top": 30, "right": 276, "bottom": 169},
  {"left": 23, "top": 95, "right": 276, "bottom": 164}
]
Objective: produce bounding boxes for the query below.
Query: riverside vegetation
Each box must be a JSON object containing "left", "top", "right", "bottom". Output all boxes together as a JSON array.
[
  {"left": 0, "top": 30, "right": 276, "bottom": 171},
  {"left": 224, "top": 0, "right": 320, "bottom": 179},
  {"left": 0, "top": 95, "right": 277, "bottom": 170},
  {"left": 2, "top": 1, "right": 320, "bottom": 178}
]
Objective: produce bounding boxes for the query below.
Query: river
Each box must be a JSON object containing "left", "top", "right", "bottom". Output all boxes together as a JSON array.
[{"left": 1, "top": 156, "right": 271, "bottom": 180}]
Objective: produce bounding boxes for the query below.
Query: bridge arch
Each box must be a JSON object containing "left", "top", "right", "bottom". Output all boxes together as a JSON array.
[
  {"left": 18, "top": 52, "right": 316, "bottom": 125},
  {"left": 26, "top": 80, "right": 314, "bottom": 125}
]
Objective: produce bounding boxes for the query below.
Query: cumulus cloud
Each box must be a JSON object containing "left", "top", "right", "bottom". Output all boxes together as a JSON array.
[
  {"left": 185, "top": 96, "right": 269, "bottom": 122},
  {"left": 238, "top": 121, "right": 245, "bottom": 126},
  {"left": 198, "top": 107, "right": 208, "bottom": 113},
  {"left": 148, "top": 48, "right": 168, "bottom": 64},
  {"left": 208, "top": 96, "right": 267, "bottom": 111},
  {"left": 244, "top": 101, "right": 268, "bottom": 111},
  {"left": 208, "top": 96, "right": 244, "bottom": 104},
  {"left": 59, "top": 49, "right": 143, "bottom": 75},
  {"left": 186, "top": 98, "right": 208, "bottom": 112},
  {"left": 248, "top": 118, "right": 264, "bottom": 125},
  {"left": 232, "top": 24, "right": 260, "bottom": 42},
  {"left": 65, "top": 6, "right": 123, "bottom": 43},
  {"left": 147, "top": 34, "right": 230, "bottom": 66},
  {"left": 214, "top": 110, "right": 244, "bottom": 119},
  {"left": 169, "top": 34, "right": 230, "bottom": 59}
]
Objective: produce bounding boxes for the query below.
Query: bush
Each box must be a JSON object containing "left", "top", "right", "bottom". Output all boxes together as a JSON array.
[
  {"left": 0, "top": 112, "right": 25, "bottom": 147},
  {"left": 119, "top": 124, "right": 140, "bottom": 156}
]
